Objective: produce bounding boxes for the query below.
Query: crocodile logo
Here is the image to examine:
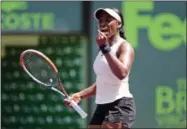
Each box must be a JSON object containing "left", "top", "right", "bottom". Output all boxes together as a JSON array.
[{"left": 1, "top": 2, "right": 28, "bottom": 12}]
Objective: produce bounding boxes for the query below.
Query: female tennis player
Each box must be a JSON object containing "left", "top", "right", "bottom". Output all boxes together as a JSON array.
[{"left": 64, "top": 8, "right": 136, "bottom": 129}]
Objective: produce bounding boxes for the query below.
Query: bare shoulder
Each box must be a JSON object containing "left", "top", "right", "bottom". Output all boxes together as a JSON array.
[
  {"left": 117, "top": 39, "right": 135, "bottom": 67},
  {"left": 118, "top": 39, "right": 135, "bottom": 56}
]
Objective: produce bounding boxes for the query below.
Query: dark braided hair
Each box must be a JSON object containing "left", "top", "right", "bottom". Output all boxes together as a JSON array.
[{"left": 112, "top": 8, "right": 127, "bottom": 40}]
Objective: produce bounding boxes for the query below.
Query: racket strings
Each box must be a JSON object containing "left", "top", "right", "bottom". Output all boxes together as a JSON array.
[{"left": 23, "top": 53, "right": 59, "bottom": 87}]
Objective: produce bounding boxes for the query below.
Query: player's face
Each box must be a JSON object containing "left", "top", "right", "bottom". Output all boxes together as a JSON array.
[{"left": 98, "top": 12, "right": 119, "bottom": 38}]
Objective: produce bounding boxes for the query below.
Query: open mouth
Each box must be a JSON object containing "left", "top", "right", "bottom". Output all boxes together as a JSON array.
[{"left": 100, "top": 29, "right": 109, "bottom": 36}]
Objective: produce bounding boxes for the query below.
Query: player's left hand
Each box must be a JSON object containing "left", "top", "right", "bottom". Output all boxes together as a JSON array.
[{"left": 96, "top": 30, "right": 108, "bottom": 47}]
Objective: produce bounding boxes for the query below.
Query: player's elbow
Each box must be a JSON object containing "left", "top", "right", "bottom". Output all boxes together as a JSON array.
[
  {"left": 118, "top": 73, "right": 127, "bottom": 80},
  {"left": 117, "top": 69, "right": 128, "bottom": 80}
]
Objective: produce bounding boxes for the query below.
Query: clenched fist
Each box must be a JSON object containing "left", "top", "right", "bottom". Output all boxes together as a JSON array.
[
  {"left": 64, "top": 93, "right": 81, "bottom": 109},
  {"left": 96, "top": 30, "right": 111, "bottom": 54},
  {"left": 96, "top": 30, "right": 108, "bottom": 46}
]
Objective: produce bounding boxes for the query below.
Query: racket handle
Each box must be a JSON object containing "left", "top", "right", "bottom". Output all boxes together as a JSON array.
[{"left": 70, "top": 100, "right": 88, "bottom": 119}]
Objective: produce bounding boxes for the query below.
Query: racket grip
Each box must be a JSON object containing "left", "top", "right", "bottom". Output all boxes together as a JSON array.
[{"left": 70, "top": 100, "right": 87, "bottom": 119}]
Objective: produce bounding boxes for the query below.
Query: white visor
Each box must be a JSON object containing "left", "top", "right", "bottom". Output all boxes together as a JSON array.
[{"left": 94, "top": 8, "right": 121, "bottom": 22}]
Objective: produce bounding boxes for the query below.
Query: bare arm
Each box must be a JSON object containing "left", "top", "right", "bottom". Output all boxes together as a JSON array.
[
  {"left": 77, "top": 83, "right": 96, "bottom": 99},
  {"left": 64, "top": 83, "right": 96, "bottom": 107},
  {"left": 104, "top": 42, "right": 135, "bottom": 80}
]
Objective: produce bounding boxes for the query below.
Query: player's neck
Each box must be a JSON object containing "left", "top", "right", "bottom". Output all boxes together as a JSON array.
[{"left": 108, "top": 33, "right": 120, "bottom": 46}]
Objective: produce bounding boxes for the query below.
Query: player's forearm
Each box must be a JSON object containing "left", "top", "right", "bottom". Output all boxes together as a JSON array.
[
  {"left": 104, "top": 52, "right": 128, "bottom": 80},
  {"left": 78, "top": 83, "right": 96, "bottom": 99}
]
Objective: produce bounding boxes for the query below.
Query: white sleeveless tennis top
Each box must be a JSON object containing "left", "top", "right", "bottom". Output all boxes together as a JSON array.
[{"left": 93, "top": 36, "right": 133, "bottom": 104}]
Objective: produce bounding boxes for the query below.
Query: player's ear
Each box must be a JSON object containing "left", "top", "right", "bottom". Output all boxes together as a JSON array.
[{"left": 117, "top": 22, "right": 122, "bottom": 28}]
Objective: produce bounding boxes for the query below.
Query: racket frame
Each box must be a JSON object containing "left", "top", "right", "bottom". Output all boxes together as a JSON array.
[{"left": 20, "top": 49, "right": 69, "bottom": 96}]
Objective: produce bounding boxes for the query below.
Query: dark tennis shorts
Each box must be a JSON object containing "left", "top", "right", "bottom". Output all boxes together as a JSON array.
[{"left": 89, "top": 97, "right": 136, "bottom": 128}]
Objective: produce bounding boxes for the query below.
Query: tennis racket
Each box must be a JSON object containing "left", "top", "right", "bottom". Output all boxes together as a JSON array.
[{"left": 19, "top": 49, "right": 87, "bottom": 119}]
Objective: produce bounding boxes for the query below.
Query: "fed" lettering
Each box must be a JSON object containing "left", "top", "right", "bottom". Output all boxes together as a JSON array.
[{"left": 123, "top": 2, "right": 186, "bottom": 51}]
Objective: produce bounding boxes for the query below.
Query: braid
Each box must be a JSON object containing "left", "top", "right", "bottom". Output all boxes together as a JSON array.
[
  {"left": 112, "top": 8, "right": 127, "bottom": 40},
  {"left": 119, "top": 28, "right": 126, "bottom": 40}
]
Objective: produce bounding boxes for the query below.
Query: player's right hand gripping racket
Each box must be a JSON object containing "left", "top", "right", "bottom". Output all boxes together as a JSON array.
[{"left": 20, "top": 49, "right": 87, "bottom": 119}]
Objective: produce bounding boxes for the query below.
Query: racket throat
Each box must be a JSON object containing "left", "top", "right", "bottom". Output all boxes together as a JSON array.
[
  {"left": 51, "top": 87, "right": 65, "bottom": 97},
  {"left": 59, "top": 82, "right": 68, "bottom": 97}
]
